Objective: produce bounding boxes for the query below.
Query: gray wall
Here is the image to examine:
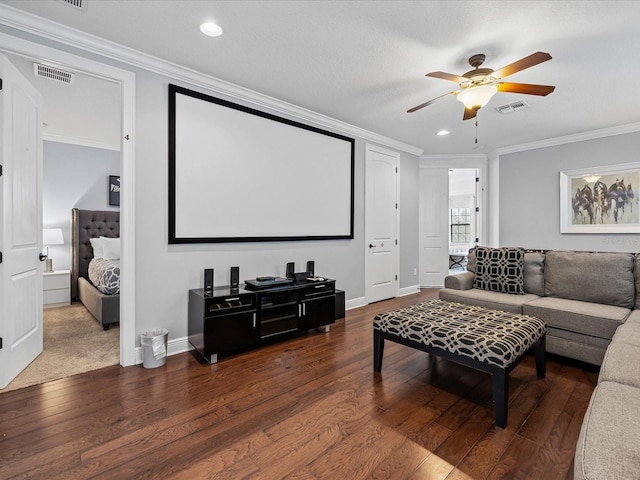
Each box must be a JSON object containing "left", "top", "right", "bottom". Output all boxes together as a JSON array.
[
  {"left": 499, "top": 131, "right": 640, "bottom": 252},
  {"left": 43, "top": 141, "right": 120, "bottom": 271}
]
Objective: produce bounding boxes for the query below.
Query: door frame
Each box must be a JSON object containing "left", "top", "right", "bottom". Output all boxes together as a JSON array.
[
  {"left": 419, "top": 154, "right": 489, "bottom": 284},
  {"left": 0, "top": 32, "right": 137, "bottom": 367},
  {"left": 364, "top": 143, "right": 400, "bottom": 304}
]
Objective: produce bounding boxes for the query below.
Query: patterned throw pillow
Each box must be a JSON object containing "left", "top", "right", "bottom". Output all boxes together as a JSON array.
[{"left": 473, "top": 247, "right": 525, "bottom": 295}]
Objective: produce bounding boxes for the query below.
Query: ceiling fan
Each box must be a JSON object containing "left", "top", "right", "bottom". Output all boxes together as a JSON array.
[{"left": 408, "top": 51, "right": 556, "bottom": 120}]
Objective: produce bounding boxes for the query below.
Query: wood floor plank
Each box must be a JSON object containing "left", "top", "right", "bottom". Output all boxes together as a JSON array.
[{"left": 0, "top": 288, "right": 596, "bottom": 479}]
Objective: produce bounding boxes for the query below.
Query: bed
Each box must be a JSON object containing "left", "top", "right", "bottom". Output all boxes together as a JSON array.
[{"left": 71, "top": 208, "right": 120, "bottom": 330}]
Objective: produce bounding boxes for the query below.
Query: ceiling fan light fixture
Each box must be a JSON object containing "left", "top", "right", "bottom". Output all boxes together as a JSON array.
[{"left": 456, "top": 84, "right": 498, "bottom": 110}]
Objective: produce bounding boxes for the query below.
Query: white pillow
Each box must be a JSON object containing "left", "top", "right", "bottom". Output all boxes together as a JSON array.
[
  {"left": 90, "top": 237, "right": 104, "bottom": 258},
  {"left": 101, "top": 236, "right": 121, "bottom": 260}
]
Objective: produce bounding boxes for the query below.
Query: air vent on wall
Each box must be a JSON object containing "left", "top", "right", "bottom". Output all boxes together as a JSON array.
[
  {"left": 33, "top": 63, "right": 75, "bottom": 85},
  {"left": 495, "top": 100, "right": 529, "bottom": 114},
  {"left": 56, "top": 0, "right": 87, "bottom": 10}
]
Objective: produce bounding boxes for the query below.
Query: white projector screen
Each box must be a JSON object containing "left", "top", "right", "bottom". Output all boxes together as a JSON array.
[{"left": 168, "top": 85, "right": 354, "bottom": 243}]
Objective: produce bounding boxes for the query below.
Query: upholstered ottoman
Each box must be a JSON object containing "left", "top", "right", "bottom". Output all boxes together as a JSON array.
[{"left": 373, "top": 299, "right": 546, "bottom": 428}]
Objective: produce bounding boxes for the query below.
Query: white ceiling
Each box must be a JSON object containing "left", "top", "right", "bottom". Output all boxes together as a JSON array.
[
  {"left": 5, "top": 53, "right": 121, "bottom": 149},
  {"left": 2, "top": 0, "right": 640, "bottom": 155}
]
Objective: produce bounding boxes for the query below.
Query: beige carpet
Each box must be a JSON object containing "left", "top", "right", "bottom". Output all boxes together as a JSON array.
[{"left": 1, "top": 303, "right": 119, "bottom": 393}]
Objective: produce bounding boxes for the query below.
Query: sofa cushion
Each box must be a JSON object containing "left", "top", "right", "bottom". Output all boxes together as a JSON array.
[
  {"left": 523, "top": 251, "right": 545, "bottom": 296},
  {"left": 598, "top": 342, "right": 640, "bottom": 388},
  {"left": 523, "top": 296, "right": 629, "bottom": 340},
  {"left": 544, "top": 251, "right": 635, "bottom": 308},
  {"left": 473, "top": 247, "right": 524, "bottom": 295},
  {"left": 574, "top": 381, "right": 640, "bottom": 480},
  {"left": 625, "top": 309, "right": 640, "bottom": 325},
  {"left": 611, "top": 320, "right": 640, "bottom": 347},
  {"left": 438, "top": 288, "right": 538, "bottom": 314}
]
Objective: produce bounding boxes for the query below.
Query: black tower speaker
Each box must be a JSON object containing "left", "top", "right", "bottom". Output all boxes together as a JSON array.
[
  {"left": 306, "top": 260, "right": 315, "bottom": 277},
  {"left": 204, "top": 268, "right": 214, "bottom": 292},
  {"left": 230, "top": 266, "right": 240, "bottom": 289},
  {"left": 286, "top": 262, "right": 295, "bottom": 279}
]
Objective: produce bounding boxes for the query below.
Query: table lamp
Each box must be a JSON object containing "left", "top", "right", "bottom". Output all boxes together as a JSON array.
[{"left": 43, "top": 228, "right": 64, "bottom": 273}]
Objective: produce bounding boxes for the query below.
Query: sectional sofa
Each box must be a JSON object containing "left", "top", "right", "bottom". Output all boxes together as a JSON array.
[{"left": 438, "top": 247, "right": 640, "bottom": 479}]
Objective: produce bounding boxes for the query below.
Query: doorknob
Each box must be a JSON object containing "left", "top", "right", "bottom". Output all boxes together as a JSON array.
[
  {"left": 39, "top": 253, "right": 47, "bottom": 261},
  {"left": 369, "top": 244, "right": 376, "bottom": 249}
]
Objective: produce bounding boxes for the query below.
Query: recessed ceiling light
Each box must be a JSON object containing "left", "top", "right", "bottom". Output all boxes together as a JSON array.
[
  {"left": 200, "top": 22, "right": 223, "bottom": 37},
  {"left": 436, "top": 130, "right": 450, "bottom": 136}
]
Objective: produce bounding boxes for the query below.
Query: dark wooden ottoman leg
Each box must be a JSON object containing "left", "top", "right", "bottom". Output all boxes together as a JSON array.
[
  {"left": 373, "top": 329, "right": 385, "bottom": 372},
  {"left": 534, "top": 334, "right": 546, "bottom": 378},
  {"left": 492, "top": 369, "right": 508, "bottom": 428}
]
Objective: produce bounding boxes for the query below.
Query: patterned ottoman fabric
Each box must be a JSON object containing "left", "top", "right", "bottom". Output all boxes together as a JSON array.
[{"left": 374, "top": 299, "right": 546, "bottom": 369}]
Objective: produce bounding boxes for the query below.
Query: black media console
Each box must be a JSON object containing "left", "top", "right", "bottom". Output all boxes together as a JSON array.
[{"left": 188, "top": 278, "right": 340, "bottom": 364}]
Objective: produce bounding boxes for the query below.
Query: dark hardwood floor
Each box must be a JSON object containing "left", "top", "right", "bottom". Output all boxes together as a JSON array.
[{"left": 0, "top": 289, "right": 597, "bottom": 479}]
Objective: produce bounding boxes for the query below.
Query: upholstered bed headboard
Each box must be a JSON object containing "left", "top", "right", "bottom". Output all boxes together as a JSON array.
[{"left": 71, "top": 208, "right": 120, "bottom": 301}]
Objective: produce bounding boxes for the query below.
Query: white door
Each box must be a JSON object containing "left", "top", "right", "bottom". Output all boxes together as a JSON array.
[
  {"left": 0, "top": 54, "right": 44, "bottom": 389},
  {"left": 419, "top": 167, "right": 449, "bottom": 287},
  {"left": 365, "top": 144, "right": 398, "bottom": 303}
]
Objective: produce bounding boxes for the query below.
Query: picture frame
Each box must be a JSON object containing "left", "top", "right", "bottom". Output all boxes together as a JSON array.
[
  {"left": 560, "top": 162, "right": 640, "bottom": 233},
  {"left": 108, "top": 175, "right": 120, "bottom": 206}
]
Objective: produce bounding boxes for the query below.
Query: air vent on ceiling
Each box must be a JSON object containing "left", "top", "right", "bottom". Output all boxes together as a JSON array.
[
  {"left": 56, "top": 0, "right": 87, "bottom": 10},
  {"left": 495, "top": 100, "right": 529, "bottom": 114},
  {"left": 33, "top": 63, "right": 75, "bottom": 84}
]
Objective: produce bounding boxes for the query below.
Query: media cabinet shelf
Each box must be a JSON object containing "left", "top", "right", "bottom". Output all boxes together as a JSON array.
[{"left": 188, "top": 279, "right": 339, "bottom": 364}]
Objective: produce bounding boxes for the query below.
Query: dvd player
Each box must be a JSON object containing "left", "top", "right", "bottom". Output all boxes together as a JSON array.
[{"left": 244, "top": 277, "right": 293, "bottom": 290}]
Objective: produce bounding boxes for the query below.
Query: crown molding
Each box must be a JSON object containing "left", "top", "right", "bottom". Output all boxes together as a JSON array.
[
  {"left": 496, "top": 122, "right": 640, "bottom": 156},
  {"left": 0, "top": 5, "right": 423, "bottom": 156},
  {"left": 419, "top": 153, "right": 487, "bottom": 169},
  {"left": 420, "top": 153, "right": 487, "bottom": 161}
]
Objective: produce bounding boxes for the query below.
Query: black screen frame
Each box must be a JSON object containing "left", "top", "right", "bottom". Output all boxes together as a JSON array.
[{"left": 168, "top": 84, "right": 355, "bottom": 244}]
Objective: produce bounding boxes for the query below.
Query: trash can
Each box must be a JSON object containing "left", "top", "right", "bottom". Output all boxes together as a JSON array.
[{"left": 140, "top": 328, "right": 169, "bottom": 368}]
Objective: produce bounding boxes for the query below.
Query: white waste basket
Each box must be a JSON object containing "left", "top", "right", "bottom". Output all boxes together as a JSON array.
[{"left": 140, "top": 328, "right": 169, "bottom": 368}]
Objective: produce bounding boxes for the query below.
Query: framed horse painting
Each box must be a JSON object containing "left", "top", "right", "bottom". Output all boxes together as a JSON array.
[{"left": 560, "top": 162, "right": 640, "bottom": 233}]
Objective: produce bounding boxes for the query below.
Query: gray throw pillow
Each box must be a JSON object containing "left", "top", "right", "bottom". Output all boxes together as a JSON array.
[
  {"left": 467, "top": 247, "right": 476, "bottom": 273},
  {"left": 473, "top": 246, "right": 525, "bottom": 295},
  {"left": 523, "top": 251, "right": 545, "bottom": 296}
]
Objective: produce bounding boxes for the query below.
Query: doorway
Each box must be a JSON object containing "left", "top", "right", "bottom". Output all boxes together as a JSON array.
[
  {"left": 448, "top": 168, "right": 478, "bottom": 275},
  {"left": 0, "top": 31, "right": 136, "bottom": 389},
  {"left": 418, "top": 158, "right": 487, "bottom": 287}
]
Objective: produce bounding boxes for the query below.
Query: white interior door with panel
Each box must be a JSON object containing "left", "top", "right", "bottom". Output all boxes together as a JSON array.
[
  {"left": 0, "top": 54, "right": 44, "bottom": 389},
  {"left": 419, "top": 167, "right": 449, "bottom": 287},
  {"left": 365, "top": 144, "right": 399, "bottom": 303}
]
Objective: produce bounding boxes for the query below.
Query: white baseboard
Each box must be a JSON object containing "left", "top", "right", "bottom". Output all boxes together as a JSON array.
[
  {"left": 399, "top": 285, "right": 420, "bottom": 296},
  {"left": 135, "top": 336, "right": 192, "bottom": 365},
  {"left": 346, "top": 296, "right": 367, "bottom": 311}
]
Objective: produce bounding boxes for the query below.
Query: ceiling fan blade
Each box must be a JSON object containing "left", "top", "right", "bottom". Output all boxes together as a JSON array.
[
  {"left": 493, "top": 51, "right": 552, "bottom": 79},
  {"left": 463, "top": 108, "right": 477, "bottom": 120},
  {"left": 426, "top": 71, "right": 467, "bottom": 83},
  {"left": 407, "top": 91, "right": 457, "bottom": 113},
  {"left": 496, "top": 82, "right": 556, "bottom": 96}
]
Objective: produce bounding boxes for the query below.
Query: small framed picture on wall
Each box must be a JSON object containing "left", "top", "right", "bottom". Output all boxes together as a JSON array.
[{"left": 109, "top": 175, "right": 120, "bottom": 206}]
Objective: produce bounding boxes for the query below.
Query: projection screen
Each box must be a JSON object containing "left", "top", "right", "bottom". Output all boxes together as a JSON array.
[{"left": 168, "top": 84, "right": 355, "bottom": 243}]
